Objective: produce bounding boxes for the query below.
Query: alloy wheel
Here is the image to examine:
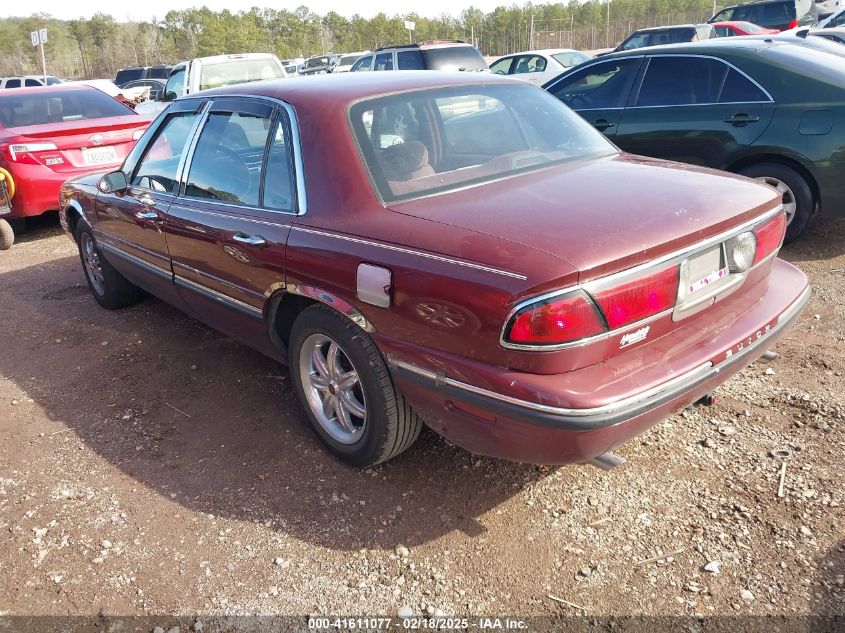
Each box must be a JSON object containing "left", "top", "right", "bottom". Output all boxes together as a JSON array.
[
  {"left": 81, "top": 233, "right": 105, "bottom": 296},
  {"left": 754, "top": 176, "right": 797, "bottom": 226},
  {"left": 298, "top": 333, "right": 367, "bottom": 445}
]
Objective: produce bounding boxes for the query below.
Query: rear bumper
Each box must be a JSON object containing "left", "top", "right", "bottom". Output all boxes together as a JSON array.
[
  {"left": 2, "top": 163, "right": 70, "bottom": 219},
  {"left": 387, "top": 260, "right": 810, "bottom": 464}
]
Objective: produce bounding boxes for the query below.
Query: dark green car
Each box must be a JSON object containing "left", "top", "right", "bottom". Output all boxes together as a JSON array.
[{"left": 544, "top": 38, "right": 845, "bottom": 241}]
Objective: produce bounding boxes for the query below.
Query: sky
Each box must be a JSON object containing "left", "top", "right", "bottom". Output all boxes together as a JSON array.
[{"left": 8, "top": 0, "right": 516, "bottom": 22}]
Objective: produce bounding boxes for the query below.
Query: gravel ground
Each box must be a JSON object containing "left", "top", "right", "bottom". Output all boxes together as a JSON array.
[{"left": 0, "top": 214, "right": 842, "bottom": 622}]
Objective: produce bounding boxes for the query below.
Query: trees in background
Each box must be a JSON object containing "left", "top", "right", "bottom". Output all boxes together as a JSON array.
[{"left": 0, "top": 0, "right": 716, "bottom": 78}]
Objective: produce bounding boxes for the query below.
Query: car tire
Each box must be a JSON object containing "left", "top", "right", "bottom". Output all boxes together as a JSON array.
[
  {"left": 0, "top": 219, "right": 13, "bottom": 250},
  {"left": 738, "top": 163, "right": 813, "bottom": 243},
  {"left": 75, "top": 223, "right": 144, "bottom": 309},
  {"left": 289, "top": 304, "right": 422, "bottom": 467}
]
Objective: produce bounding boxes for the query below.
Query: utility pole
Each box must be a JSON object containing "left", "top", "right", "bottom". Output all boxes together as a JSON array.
[{"left": 606, "top": 0, "right": 611, "bottom": 48}]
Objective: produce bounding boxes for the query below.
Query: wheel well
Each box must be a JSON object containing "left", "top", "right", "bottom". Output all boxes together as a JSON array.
[
  {"left": 65, "top": 206, "right": 83, "bottom": 239},
  {"left": 728, "top": 154, "right": 820, "bottom": 209},
  {"left": 268, "top": 293, "right": 318, "bottom": 353}
]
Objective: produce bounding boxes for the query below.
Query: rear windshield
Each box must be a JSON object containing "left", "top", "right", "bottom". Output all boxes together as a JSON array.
[
  {"left": 115, "top": 68, "right": 144, "bottom": 84},
  {"left": 422, "top": 46, "right": 487, "bottom": 71},
  {"left": 0, "top": 88, "right": 133, "bottom": 128},
  {"left": 147, "top": 66, "right": 171, "bottom": 79},
  {"left": 199, "top": 59, "right": 284, "bottom": 91},
  {"left": 350, "top": 84, "right": 614, "bottom": 202}
]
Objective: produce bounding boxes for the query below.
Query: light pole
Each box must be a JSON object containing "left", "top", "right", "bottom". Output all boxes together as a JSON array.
[{"left": 606, "top": 0, "right": 611, "bottom": 48}]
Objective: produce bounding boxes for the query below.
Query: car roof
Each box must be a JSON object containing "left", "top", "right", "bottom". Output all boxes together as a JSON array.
[
  {"left": 376, "top": 41, "right": 471, "bottom": 51},
  {"left": 192, "top": 70, "right": 519, "bottom": 105},
  {"left": 499, "top": 48, "right": 584, "bottom": 57}
]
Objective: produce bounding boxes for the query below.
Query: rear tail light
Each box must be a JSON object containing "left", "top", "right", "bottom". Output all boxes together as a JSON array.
[
  {"left": 505, "top": 291, "right": 605, "bottom": 345},
  {"left": 591, "top": 266, "right": 679, "bottom": 329},
  {"left": 787, "top": 19, "right": 799, "bottom": 29},
  {"left": 753, "top": 211, "right": 786, "bottom": 264},
  {"left": 3, "top": 142, "right": 58, "bottom": 163}
]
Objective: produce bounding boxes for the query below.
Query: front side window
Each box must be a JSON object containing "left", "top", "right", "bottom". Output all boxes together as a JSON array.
[
  {"left": 374, "top": 52, "right": 394, "bottom": 71},
  {"left": 185, "top": 109, "right": 274, "bottom": 206},
  {"left": 548, "top": 58, "right": 641, "bottom": 110},
  {"left": 635, "top": 57, "right": 727, "bottom": 107},
  {"left": 551, "top": 51, "right": 591, "bottom": 68},
  {"left": 350, "top": 84, "right": 614, "bottom": 202},
  {"left": 490, "top": 57, "right": 514, "bottom": 75},
  {"left": 619, "top": 33, "right": 650, "bottom": 51},
  {"left": 24, "top": 78, "right": 42, "bottom": 87},
  {"left": 710, "top": 7, "right": 736, "bottom": 21},
  {"left": 714, "top": 26, "right": 734, "bottom": 37},
  {"left": 351, "top": 55, "right": 372, "bottom": 72},
  {"left": 513, "top": 55, "right": 546, "bottom": 74},
  {"left": 130, "top": 111, "right": 200, "bottom": 193}
]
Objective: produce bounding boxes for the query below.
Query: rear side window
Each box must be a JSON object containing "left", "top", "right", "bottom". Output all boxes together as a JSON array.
[
  {"left": 548, "top": 58, "right": 641, "bottom": 109},
  {"left": 24, "top": 78, "right": 42, "bottom": 87},
  {"left": 397, "top": 50, "right": 425, "bottom": 70},
  {"left": 719, "top": 68, "right": 769, "bottom": 102},
  {"left": 0, "top": 89, "right": 132, "bottom": 127},
  {"left": 115, "top": 68, "right": 144, "bottom": 85},
  {"left": 185, "top": 110, "right": 274, "bottom": 206},
  {"left": 423, "top": 46, "right": 487, "bottom": 71},
  {"left": 130, "top": 111, "right": 200, "bottom": 193},
  {"left": 4, "top": 79, "right": 21, "bottom": 89},
  {"left": 148, "top": 67, "right": 170, "bottom": 79},
  {"left": 635, "top": 57, "right": 727, "bottom": 106},
  {"left": 262, "top": 117, "right": 296, "bottom": 212}
]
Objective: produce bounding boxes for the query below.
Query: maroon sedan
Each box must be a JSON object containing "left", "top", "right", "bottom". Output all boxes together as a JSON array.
[{"left": 59, "top": 72, "right": 809, "bottom": 467}]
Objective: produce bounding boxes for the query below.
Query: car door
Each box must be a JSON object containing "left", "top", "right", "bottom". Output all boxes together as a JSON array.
[
  {"left": 373, "top": 51, "right": 395, "bottom": 71},
  {"left": 615, "top": 55, "right": 775, "bottom": 168},
  {"left": 165, "top": 96, "right": 300, "bottom": 351},
  {"left": 544, "top": 57, "right": 643, "bottom": 138},
  {"left": 93, "top": 98, "right": 206, "bottom": 304}
]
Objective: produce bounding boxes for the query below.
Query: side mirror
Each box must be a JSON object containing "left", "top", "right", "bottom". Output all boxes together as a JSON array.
[{"left": 98, "top": 170, "right": 128, "bottom": 194}]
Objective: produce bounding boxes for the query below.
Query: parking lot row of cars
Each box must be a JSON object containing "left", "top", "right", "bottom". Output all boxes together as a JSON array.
[{"left": 0, "top": 0, "right": 840, "bottom": 467}]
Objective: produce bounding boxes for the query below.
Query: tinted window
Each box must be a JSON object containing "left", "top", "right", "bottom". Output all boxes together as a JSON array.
[
  {"left": 715, "top": 26, "right": 734, "bottom": 37},
  {"left": 719, "top": 68, "right": 769, "bottom": 102},
  {"left": 834, "top": 12, "right": 845, "bottom": 26},
  {"left": 490, "top": 57, "right": 514, "bottom": 75},
  {"left": 710, "top": 7, "right": 737, "bottom": 21},
  {"left": 115, "top": 68, "right": 144, "bottom": 85},
  {"left": 636, "top": 57, "right": 727, "bottom": 106},
  {"left": 374, "top": 52, "right": 394, "bottom": 71},
  {"left": 351, "top": 84, "right": 614, "bottom": 202},
  {"left": 148, "top": 66, "right": 171, "bottom": 79},
  {"left": 24, "top": 78, "right": 42, "bottom": 87},
  {"left": 397, "top": 50, "right": 425, "bottom": 70},
  {"left": 4, "top": 79, "right": 21, "bottom": 89},
  {"left": 262, "top": 117, "right": 296, "bottom": 212},
  {"left": 185, "top": 110, "right": 273, "bottom": 206},
  {"left": 351, "top": 55, "right": 372, "bottom": 71},
  {"left": 618, "top": 33, "right": 650, "bottom": 51},
  {"left": 199, "top": 59, "right": 283, "bottom": 91},
  {"left": 165, "top": 68, "right": 186, "bottom": 100},
  {"left": 130, "top": 111, "right": 199, "bottom": 193},
  {"left": 423, "top": 46, "right": 487, "bottom": 71},
  {"left": 548, "top": 59, "right": 640, "bottom": 109},
  {"left": 0, "top": 89, "right": 133, "bottom": 127}
]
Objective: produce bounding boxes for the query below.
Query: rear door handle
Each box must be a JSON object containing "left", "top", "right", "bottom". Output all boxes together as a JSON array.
[
  {"left": 593, "top": 119, "right": 615, "bottom": 131},
  {"left": 232, "top": 233, "right": 267, "bottom": 247},
  {"left": 135, "top": 211, "right": 159, "bottom": 220},
  {"left": 724, "top": 113, "right": 760, "bottom": 125}
]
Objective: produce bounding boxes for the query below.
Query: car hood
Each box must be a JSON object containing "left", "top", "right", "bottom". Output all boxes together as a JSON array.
[{"left": 388, "top": 153, "right": 781, "bottom": 281}]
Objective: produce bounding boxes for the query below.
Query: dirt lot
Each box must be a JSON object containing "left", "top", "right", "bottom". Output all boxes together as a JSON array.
[{"left": 0, "top": 215, "right": 842, "bottom": 624}]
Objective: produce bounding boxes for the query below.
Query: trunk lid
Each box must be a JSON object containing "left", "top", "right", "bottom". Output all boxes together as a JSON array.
[
  {"left": 388, "top": 153, "right": 781, "bottom": 282},
  {"left": 5, "top": 115, "right": 152, "bottom": 173}
]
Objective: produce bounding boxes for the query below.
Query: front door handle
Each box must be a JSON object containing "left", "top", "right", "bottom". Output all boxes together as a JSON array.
[
  {"left": 593, "top": 119, "right": 615, "bottom": 131},
  {"left": 136, "top": 193, "right": 156, "bottom": 206},
  {"left": 232, "top": 233, "right": 267, "bottom": 247},
  {"left": 135, "top": 211, "right": 159, "bottom": 220},
  {"left": 724, "top": 113, "right": 760, "bottom": 126}
]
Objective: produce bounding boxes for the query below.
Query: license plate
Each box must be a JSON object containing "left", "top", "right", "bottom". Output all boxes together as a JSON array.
[
  {"left": 82, "top": 146, "right": 118, "bottom": 165},
  {"left": 685, "top": 247, "right": 728, "bottom": 295}
]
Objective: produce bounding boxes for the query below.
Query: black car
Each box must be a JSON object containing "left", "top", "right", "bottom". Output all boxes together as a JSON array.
[
  {"left": 114, "top": 66, "right": 173, "bottom": 88},
  {"left": 298, "top": 54, "right": 339, "bottom": 76},
  {"left": 544, "top": 37, "right": 845, "bottom": 242},
  {"left": 709, "top": 0, "right": 818, "bottom": 31},
  {"left": 351, "top": 41, "right": 488, "bottom": 72},
  {"left": 614, "top": 24, "right": 715, "bottom": 52}
]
